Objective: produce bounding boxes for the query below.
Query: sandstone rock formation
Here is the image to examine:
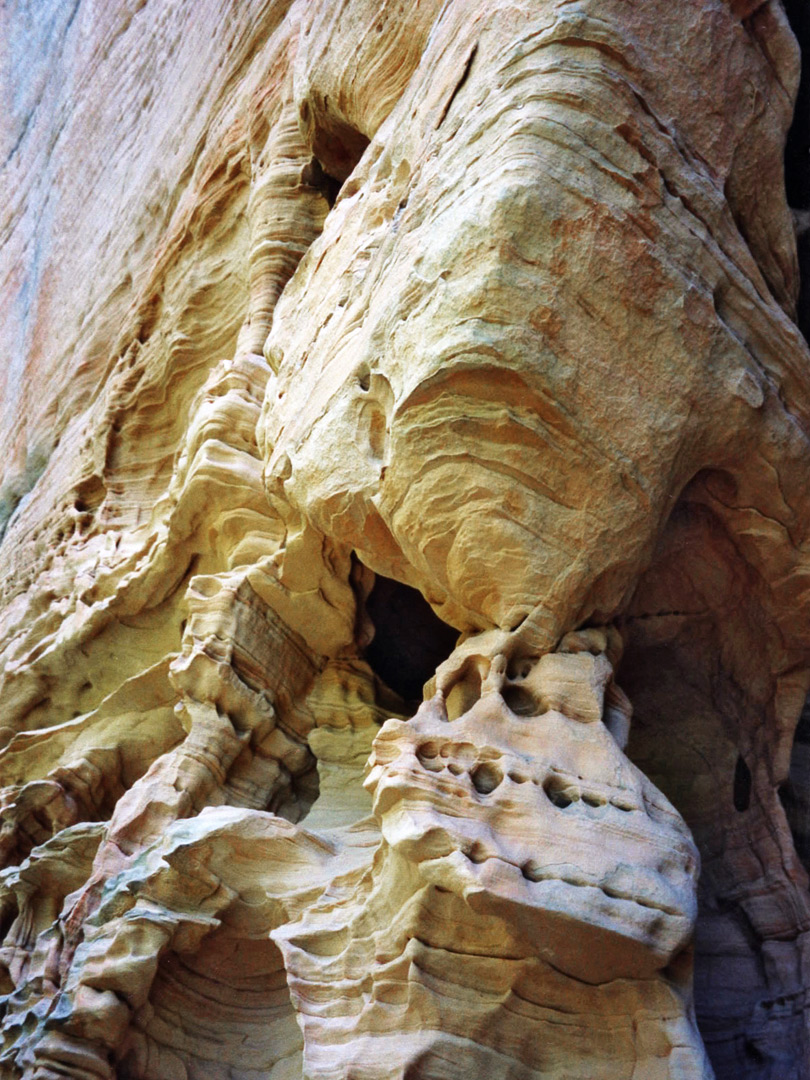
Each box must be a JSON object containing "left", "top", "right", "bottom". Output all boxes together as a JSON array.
[{"left": 1, "top": 1, "right": 810, "bottom": 1077}]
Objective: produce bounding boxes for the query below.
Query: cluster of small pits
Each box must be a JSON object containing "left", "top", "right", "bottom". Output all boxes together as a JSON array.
[
  {"left": 409, "top": 741, "right": 688, "bottom": 901},
  {"left": 413, "top": 739, "right": 640, "bottom": 812}
]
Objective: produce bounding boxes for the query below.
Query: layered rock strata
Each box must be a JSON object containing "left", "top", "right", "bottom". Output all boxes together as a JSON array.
[{"left": 1, "top": 1, "right": 810, "bottom": 1078}]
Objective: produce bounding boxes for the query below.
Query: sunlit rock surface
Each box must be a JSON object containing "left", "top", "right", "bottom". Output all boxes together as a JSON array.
[{"left": 1, "top": 1, "right": 810, "bottom": 1077}]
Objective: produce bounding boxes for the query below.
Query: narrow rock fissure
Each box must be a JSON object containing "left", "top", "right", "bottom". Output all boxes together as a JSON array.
[
  {"left": 733, "top": 753, "right": 752, "bottom": 812},
  {"left": 783, "top": 0, "right": 810, "bottom": 339},
  {"left": 779, "top": 690, "right": 810, "bottom": 874}
]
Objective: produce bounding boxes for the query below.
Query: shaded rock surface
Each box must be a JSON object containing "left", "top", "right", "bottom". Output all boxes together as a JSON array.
[{"left": 1, "top": 1, "right": 810, "bottom": 1078}]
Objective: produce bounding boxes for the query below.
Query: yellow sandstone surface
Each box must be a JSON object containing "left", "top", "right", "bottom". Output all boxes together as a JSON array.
[{"left": 1, "top": 1, "right": 809, "bottom": 1078}]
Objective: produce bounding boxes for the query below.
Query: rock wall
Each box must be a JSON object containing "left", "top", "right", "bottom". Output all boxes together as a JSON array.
[{"left": 1, "top": 1, "right": 809, "bottom": 1077}]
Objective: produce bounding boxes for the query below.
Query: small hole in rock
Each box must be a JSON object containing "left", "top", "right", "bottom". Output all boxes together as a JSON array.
[
  {"left": 471, "top": 761, "right": 503, "bottom": 795},
  {"left": 502, "top": 684, "right": 539, "bottom": 717},
  {"left": 549, "top": 790, "right": 572, "bottom": 809},
  {"left": 733, "top": 754, "right": 752, "bottom": 812},
  {"left": 522, "top": 860, "right": 544, "bottom": 882},
  {"left": 467, "top": 842, "right": 487, "bottom": 864},
  {"left": 416, "top": 742, "right": 444, "bottom": 772},
  {"left": 544, "top": 778, "right": 577, "bottom": 809}
]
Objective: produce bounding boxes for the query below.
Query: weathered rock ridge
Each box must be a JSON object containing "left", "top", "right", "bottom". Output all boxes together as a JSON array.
[{"left": 1, "top": 1, "right": 810, "bottom": 1077}]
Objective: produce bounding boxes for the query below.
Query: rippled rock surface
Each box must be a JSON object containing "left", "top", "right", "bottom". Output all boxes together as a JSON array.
[{"left": 2, "top": 1, "right": 810, "bottom": 1077}]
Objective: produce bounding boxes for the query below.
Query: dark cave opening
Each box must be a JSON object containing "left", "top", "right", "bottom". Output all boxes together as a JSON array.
[
  {"left": 783, "top": 0, "right": 810, "bottom": 339},
  {"left": 362, "top": 574, "right": 459, "bottom": 708},
  {"left": 298, "top": 97, "right": 370, "bottom": 191}
]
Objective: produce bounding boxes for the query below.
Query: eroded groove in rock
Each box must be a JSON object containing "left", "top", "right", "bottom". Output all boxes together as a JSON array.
[{"left": 2, "top": 2, "right": 810, "bottom": 1079}]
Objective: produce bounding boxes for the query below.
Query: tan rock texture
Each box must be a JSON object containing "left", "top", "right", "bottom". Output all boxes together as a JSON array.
[{"left": 1, "top": 1, "right": 810, "bottom": 1077}]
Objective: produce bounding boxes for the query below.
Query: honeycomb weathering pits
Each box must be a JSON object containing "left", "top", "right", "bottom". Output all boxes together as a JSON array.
[{"left": 1, "top": 0, "right": 810, "bottom": 1077}]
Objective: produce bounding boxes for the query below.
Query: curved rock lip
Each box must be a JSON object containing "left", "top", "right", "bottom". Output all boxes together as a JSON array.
[
  {"left": 409, "top": 847, "right": 696, "bottom": 983},
  {"left": 470, "top": 880, "right": 693, "bottom": 984}
]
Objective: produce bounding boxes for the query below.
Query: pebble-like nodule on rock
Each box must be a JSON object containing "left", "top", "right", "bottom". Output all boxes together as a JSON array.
[{"left": 1, "top": 1, "right": 810, "bottom": 1077}]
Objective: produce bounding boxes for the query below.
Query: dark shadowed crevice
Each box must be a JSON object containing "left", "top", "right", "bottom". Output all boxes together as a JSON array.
[
  {"left": 778, "top": 692, "right": 810, "bottom": 873},
  {"left": 300, "top": 156, "right": 342, "bottom": 209},
  {"left": 362, "top": 574, "right": 458, "bottom": 709},
  {"left": 733, "top": 754, "right": 752, "bottom": 812},
  {"left": 298, "top": 97, "right": 370, "bottom": 187},
  {"left": 616, "top": 488, "right": 809, "bottom": 1080},
  {"left": 783, "top": 0, "right": 810, "bottom": 339},
  {"left": 784, "top": 0, "right": 810, "bottom": 209}
]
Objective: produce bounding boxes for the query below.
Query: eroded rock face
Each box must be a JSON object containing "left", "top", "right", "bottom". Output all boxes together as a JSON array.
[
  {"left": 1, "top": 0, "right": 810, "bottom": 1077},
  {"left": 276, "top": 646, "right": 706, "bottom": 1079}
]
